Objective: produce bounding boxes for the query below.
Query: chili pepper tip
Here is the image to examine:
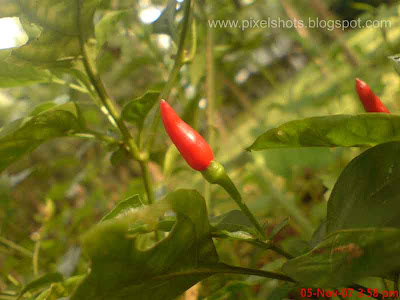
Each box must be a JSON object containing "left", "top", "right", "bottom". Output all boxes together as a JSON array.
[
  {"left": 160, "top": 99, "right": 214, "bottom": 171},
  {"left": 355, "top": 78, "right": 390, "bottom": 114}
]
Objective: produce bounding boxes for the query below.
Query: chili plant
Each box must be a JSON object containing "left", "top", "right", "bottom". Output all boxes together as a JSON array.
[{"left": 1, "top": 1, "right": 400, "bottom": 300}]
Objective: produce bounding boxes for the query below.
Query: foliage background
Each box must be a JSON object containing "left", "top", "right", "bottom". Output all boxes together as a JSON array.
[{"left": 1, "top": 0, "right": 400, "bottom": 299}]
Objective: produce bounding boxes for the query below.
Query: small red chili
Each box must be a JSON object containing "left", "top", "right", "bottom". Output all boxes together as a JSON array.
[
  {"left": 161, "top": 100, "right": 266, "bottom": 238},
  {"left": 355, "top": 78, "right": 390, "bottom": 113},
  {"left": 160, "top": 100, "right": 214, "bottom": 171}
]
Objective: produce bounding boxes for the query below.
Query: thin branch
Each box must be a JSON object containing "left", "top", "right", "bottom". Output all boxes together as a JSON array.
[
  {"left": 145, "top": 0, "right": 193, "bottom": 151},
  {"left": 51, "top": 77, "right": 89, "bottom": 94},
  {"left": 76, "top": 3, "right": 156, "bottom": 210},
  {"left": 268, "top": 244, "right": 294, "bottom": 259},
  {"left": 32, "top": 233, "right": 41, "bottom": 276},
  {"left": 150, "top": 263, "right": 295, "bottom": 283},
  {"left": 0, "top": 236, "right": 33, "bottom": 258},
  {"left": 204, "top": 12, "right": 215, "bottom": 209},
  {"left": 212, "top": 232, "right": 293, "bottom": 259},
  {"left": 77, "top": 4, "right": 142, "bottom": 161}
]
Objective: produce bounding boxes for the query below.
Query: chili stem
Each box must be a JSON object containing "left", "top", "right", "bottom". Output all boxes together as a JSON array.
[{"left": 220, "top": 176, "right": 266, "bottom": 239}]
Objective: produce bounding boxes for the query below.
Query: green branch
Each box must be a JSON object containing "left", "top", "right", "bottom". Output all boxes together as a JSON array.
[
  {"left": 202, "top": 161, "right": 267, "bottom": 240},
  {"left": 145, "top": 0, "right": 193, "bottom": 151},
  {"left": 150, "top": 262, "right": 295, "bottom": 283},
  {"left": 77, "top": 3, "right": 155, "bottom": 208},
  {"left": 0, "top": 236, "right": 33, "bottom": 258}
]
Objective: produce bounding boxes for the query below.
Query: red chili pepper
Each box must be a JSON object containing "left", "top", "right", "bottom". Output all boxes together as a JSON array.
[
  {"left": 355, "top": 78, "right": 390, "bottom": 113},
  {"left": 160, "top": 100, "right": 214, "bottom": 171},
  {"left": 161, "top": 100, "right": 266, "bottom": 238}
]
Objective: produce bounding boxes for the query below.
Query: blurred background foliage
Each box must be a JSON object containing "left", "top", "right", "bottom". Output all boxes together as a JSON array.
[{"left": 1, "top": 0, "right": 400, "bottom": 299}]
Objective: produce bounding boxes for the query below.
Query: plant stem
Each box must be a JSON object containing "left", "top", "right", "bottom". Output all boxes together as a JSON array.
[
  {"left": 212, "top": 232, "right": 293, "bottom": 259},
  {"left": 139, "top": 162, "right": 155, "bottom": 205},
  {"left": 204, "top": 13, "right": 216, "bottom": 209},
  {"left": 218, "top": 263, "right": 295, "bottom": 282},
  {"left": 139, "top": 161, "right": 161, "bottom": 241},
  {"left": 202, "top": 161, "right": 266, "bottom": 239},
  {"left": 74, "top": 129, "right": 117, "bottom": 144},
  {"left": 222, "top": 176, "right": 266, "bottom": 239},
  {"left": 150, "top": 262, "right": 295, "bottom": 283},
  {"left": 77, "top": 8, "right": 156, "bottom": 210},
  {"left": 268, "top": 244, "right": 294, "bottom": 259},
  {"left": 145, "top": 0, "right": 193, "bottom": 151},
  {"left": 78, "top": 22, "right": 140, "bottom": 159},
  {"left": 51, "top": 77, "right": 89, "bottom": 94},
  {"left": 33, "top": 235, "right": 41, "bottom": 276},
  {"left": 0, "top": 236, "right": 33, "bottom": 258}
]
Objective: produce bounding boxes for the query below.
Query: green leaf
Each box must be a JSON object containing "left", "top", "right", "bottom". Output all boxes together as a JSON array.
[
  {"left": 121, "top": 91, "right": 160, "bottom": 130},
  {"left": 19, "top": 16, "right": 41, "bottom": 39},
  {"left": 0, "top": 49, "right": 52, "bottom": 88},
  {"left": 100, "top": 195, "right": 144, "bottom": 222},
  {"left": 327, "top": 142, "right": 400, "bottom": 233},
  {"left": 110, "top": 146, "right": 130, "bottom": 167},
  {"left": 270, "top": 218, "right": 290, "bottom": 240},
  {"left": 33, "top": 282, "right": 66, "bottom": 300},
  {"left": 3, "top": 0, "right": 102, "bottom": 70},
  {"left": 29, "top": 102, "right": 59, "bottom": 116},
  {"left": 17, "top": 272, "right": 63, "bottom": 300},
  {"left": 0, "top": 102, "right": 83, "bottom": 172},
  {"left": 282, "top": 228, "right": 400, "bottom": 287},
  {"left": 247, "top": 114, "right": 400, "bottom": 151},
  {"left": 71, "top": 189, "right": 220, "bottom": 300},
  {"left": 210, "top": 210, "right": 257, "bottom": 236},
  {"left": 310, "top": 220, "right": 327, "bottom": 248},
  {"left": 95, "top": 10, "right": 129, "bottom": 49},
  {"left": 283, "top": 239, "right": 311, "bottom": 257},
  {"left": 212, "top": 229, "right": 256, "bottom": 242}
]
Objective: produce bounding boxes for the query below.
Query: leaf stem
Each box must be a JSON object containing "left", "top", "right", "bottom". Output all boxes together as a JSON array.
[
  {"left": 51, "top": 77, "right": 89, "bottom": 94},
  {"left": 220, "top": 179, "right": 266, "bottom": 239},
  {"left": 251, "top": 240, "right": 294, "bottom": 259},
  {"left": 217, "top": 263, "right": 295, "bottom": 282},
  {"left": 212, "top": 232, "right": 293, "bottom": 259},
  {"left": 145, "top": 0, "right": 193, "bottom": 151},
  {"left": 79, "top": 48, "right": 142, "bottom": 160},
  {"left": 150, "top": 262, "right": 295, "bottom": 283},
  {"left": 202, "top": 161, "right": 266, "bottom": 239},
  {"left": 74, "top": 129, "right": 117, "bottom": 144}
]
